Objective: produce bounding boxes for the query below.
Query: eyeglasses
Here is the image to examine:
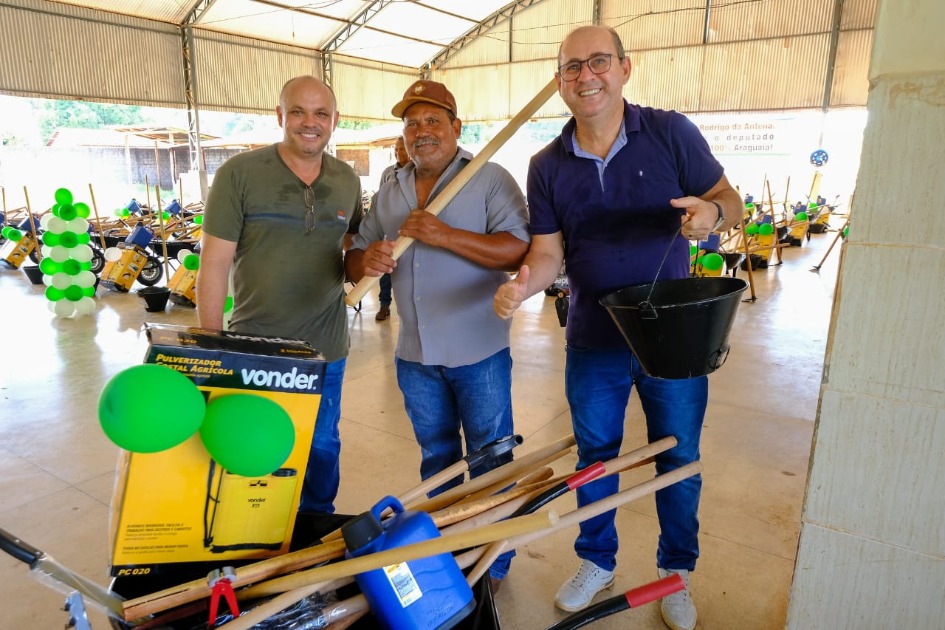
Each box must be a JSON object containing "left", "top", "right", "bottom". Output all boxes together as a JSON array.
[
  {"left": 557, "top": 53, "right": 615, "bottom": 82},
  {"left": 303, "top": 186, "right": 315, "bottom": 234}
]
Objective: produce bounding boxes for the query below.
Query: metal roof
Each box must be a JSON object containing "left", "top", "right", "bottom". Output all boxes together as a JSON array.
[
  {"left": 0, "top": 0, "right": 876, "bottom": 123},
  {"left": 46, "top": 0, "right": 532, "bottom": 70}
]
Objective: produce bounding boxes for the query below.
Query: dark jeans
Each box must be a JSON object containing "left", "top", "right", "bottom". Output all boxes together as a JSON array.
[
  {"left": 378, "top": 273, "right": 392, "bottom": 307},
  {"left": 565, "top": 345, "right": 706, "bottom": 572},
  {"left": 298, "top": 357, "right": 346, "bottom": 514},
  {"left": 395, "top": 348, "right": 516, "bottom": 579}
]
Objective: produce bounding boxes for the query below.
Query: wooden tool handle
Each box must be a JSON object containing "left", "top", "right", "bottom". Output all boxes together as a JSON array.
[
  {"left": 239, "top": 510, "right": 556, "bottom": 600},
  {"left": 406, "top": 434, "right": 575, "bottom": 513},
  {"left": 345, "top": 78, "right": 559, "bottom": 306},
  {"left": 121, "top": 539, "right": 347, "bottom": 621}
]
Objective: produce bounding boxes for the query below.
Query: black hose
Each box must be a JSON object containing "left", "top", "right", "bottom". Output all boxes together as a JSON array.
[{"left": 545, "top": 594, "right": 628, "bottom": 630}]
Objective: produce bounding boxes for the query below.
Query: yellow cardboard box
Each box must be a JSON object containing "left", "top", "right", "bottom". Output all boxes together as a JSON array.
[{"left": 108, "top": 324, "right": 325, "bottom": 578}]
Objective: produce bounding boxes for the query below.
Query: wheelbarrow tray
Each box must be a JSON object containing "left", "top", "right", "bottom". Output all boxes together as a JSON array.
[{"left": 4, "top": 513, "right": 500, "bottom": 630}]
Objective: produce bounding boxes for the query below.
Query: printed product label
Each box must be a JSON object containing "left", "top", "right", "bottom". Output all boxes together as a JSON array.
[{"left": 383, "top": 562, "right": 423, "bottom": 607}]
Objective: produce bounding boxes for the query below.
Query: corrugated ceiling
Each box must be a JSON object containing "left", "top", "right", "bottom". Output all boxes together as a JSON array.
[
  {"left": 44, "top": 0, "right": 532, "bottom": 69},
  {"left": 0, "top": 0, "right": 876, "bottom": 121}
]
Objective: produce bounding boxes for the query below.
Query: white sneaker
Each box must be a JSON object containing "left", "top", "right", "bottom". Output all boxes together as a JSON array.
[
  {"left": 554, "top": 559, "right": 615, "bottom": 612},
  {"left": 658, "top": 567, "right": 697, "bottom": 630}
]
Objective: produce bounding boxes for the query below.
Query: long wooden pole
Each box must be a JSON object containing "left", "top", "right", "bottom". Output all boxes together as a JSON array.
[
  {"left": 154, "top": 185, "right": 170, "bottom": 283},
  {"left": 22, "top": 187, "right": 41, "bottom": 261},
  {"left": 765, "top": 178, "right": 782, "bottom": 264},
  {"left": 87, "top": 184, "right": 108, "bottom": 250},
  {"left": 319, "top": 461, "right": 705, "bottom": 629},
  {"left": 200, "top": 511, "right": 557, "bottom": 630},
  {"left": 345, "top": 78, "right": 559, "bottom": 306},
  {"left": 406, "top": 434, "right": 575, "bottom": 513},
  {"left": 123, "top": 512, "right": 553, "bottom": 621}
]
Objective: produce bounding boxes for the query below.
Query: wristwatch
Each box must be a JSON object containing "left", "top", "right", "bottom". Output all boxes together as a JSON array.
[{"left": 710, "top": 201, "right": 726, "bottom": 233}]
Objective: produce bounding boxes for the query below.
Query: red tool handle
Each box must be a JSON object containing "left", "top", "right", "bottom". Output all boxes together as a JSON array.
[
  {"left": 626, "top": 574, "right": 685, "bottom": 608},
  {"left": 565, "top": 462, "right": 606, "bottom": 490}
]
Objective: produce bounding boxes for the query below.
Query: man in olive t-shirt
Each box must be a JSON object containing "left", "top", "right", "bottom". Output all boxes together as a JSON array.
[{"left": 197, "top": 76, "right": 362, "bottom": 513}]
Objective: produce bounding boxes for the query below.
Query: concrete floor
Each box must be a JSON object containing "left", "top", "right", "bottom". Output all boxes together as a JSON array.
[{"left": 0, "top": 226, "right": 841, "bottom": 629}]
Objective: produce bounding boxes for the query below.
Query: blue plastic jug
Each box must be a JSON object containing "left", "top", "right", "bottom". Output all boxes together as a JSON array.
[{"left": 342, "top": 495, "right": 475, "bottom": 630}]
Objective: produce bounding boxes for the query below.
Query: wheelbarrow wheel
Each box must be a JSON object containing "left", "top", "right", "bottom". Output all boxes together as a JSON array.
[
  {"left": 89, "top": 247, "right": 105, "bottom": 275},
  {"left": 137, "top": 257, "right": 164, "bottom": 286}
]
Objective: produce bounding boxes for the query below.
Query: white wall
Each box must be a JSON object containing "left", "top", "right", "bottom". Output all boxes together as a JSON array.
[{"left": 787, "top": 0, "right": 945, "bottom": 626}]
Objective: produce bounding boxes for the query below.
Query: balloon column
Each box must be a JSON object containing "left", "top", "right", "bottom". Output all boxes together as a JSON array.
[
  {"left": 39, "top": 188, "right": 97, "bottom": 317},
  {"left": 98, "top": 364, "right": 295, "bottom": 477}
]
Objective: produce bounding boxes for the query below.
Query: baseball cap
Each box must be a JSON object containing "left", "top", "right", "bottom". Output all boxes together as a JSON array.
[{"left": 391, "top": 80, "right": 458, "bottom": 119}]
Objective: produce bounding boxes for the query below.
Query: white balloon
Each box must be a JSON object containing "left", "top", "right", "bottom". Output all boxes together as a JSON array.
[
  {"left": 47, "top": 300, "right": 58, "bottom": 314},
  {"left": 105, "top": 247, "right": 122, "bottom": 262},
  {"left": 75, "top": 270, "right": 96, "bottom": 288},
  {"left": 176, "top": 248, "right": 193, "bottom": 264},
  {"left": 41, "top": 245, "right": 53, "bottom": 258},
  {"left": 40, "top": 213, "right": 54, "bottom": 230},
  {"left": 70, "top": 245, "right": 93, "bottom": 263},
  {"left": 49, "top": 245, "right": 70, "bottom": 262},
  {"left": 74, "top": 296, "right": 96, "bottom": 316},
  {"left": 47, "top": 217, "right": 66, "bottom": 233},
  {"left": 66, "top": 218, "right": 89, "bottom": 234},
  {"left": 51, "top": 272, "right": 72, "bottom": 290},
  {"left": 42, "top": 274, "right": 53, "bottom": 287},
  {"left": 53, "top": 300, "right": 76, "bottom": 317}
]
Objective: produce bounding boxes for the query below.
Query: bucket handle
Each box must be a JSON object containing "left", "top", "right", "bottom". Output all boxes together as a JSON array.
[{"left": 638, "top": 224, "right": 685, "bottom": 319}]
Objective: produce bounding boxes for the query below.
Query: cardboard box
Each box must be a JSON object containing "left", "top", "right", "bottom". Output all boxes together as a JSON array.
[{"left": 108, "top": 324, "right": 325, "bottom": 578}]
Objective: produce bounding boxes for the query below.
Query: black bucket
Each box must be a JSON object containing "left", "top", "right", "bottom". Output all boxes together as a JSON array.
[
  {"left": 600, "top": 277, "right": 748, "bottom": 379},
  {"left": 138, "top": 286, "right": 170, "bottom": 312},
  {"left": 21, "top": 265, "right": 44, "bottom": 285}
]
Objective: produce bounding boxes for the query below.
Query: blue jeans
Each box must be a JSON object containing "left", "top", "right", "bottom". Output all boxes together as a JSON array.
[
  {"left": 565, "top": 345, "right": 706, "bottom": 572},
  {"left": 395, "top": 348, "right": 516, "bottom": 579},
  {"left": 378, "top": 273, "right": 392, "bottom": 307},
  {"left": 299, "top": 357, "right": 346, "bottom": 514}
]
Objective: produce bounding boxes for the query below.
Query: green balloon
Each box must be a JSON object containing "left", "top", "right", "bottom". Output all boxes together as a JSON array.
[
  {"left": 76, "top": 232, "right": 90, "bottom": 245},
  {"left": 54, "top": 188, "right": 74, "bottom": 205},
  {"left": 83, "top": 285, "right": 96, "bottom": 297},
  {"left": 80, "top": 261, "right": 92, "bottom": 271},
  {"left": 745, "top": 202, "right": 755, "bottom": 209},
  {"left": 162, "top": 211, "right": 171, "bottom": 221},
  {"left": 746, "top": 224, "right": 759, "bottom": 235},
  {"left": 689, "top": 245, "right": 697, "bottom": 257},
  {"left": 759, "top": 223, "right": 775, "bottom": 236},
  {"left": 224, "top": 296, "right": 234, "bottom": 313},
  {"left": 64, "top": 285, "right": 84, "bottom": 301},
  {"left": 74, "top": 202, "right": 91, "bottom": 218},
  {"left": 62, "top": 259, "right": 81, "bottom": 275},
  {"left": 40, "top": 258, "right": 62, "bottom": 274},
  {"left": 45, "top": 286, "right": 65, "bottom": 301},
  {"left": 194, "top": 215, "right": 204, "bottom": 225},
  {"left": 59, "top": 232, "right": 78, "bottom": 248},
  {"left": 842, "top": 226, "right": 849, "bottom": 238},
  {"left": 42, "top": 231, "right": 61, "bottom": 246},
  {"left": 183, "top": 254, "right": 200, "bottom": 270},
  {"left": 58, "top": 204, "right": 77, "bottom": 221},
  {"left": 99, "top": 364, "right": 207, "bottom": 453},
  {"left": 795, "top": 211, "right": 809, "bottom": 221},
  {"left": 809, "top": 202, "right": 818, "bottom": 209},
  {"left": 1, "top": 226, "right": 9, "bottom": 238},
  {"left": 702, "top": 253, "right": 724, "bottom": 271},
  {"left": 7, "top": 228, "right": 23, "bottom": 242},
  {"left": 121, "top": 209, "right": 131, "bottom": 218},
  {"left": 199, "top": 394, "right": 295, "bottom": 477}
]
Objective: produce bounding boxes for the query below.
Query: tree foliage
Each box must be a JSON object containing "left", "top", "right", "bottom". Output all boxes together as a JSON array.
[{"left": 32, "top": 99, "right": 148, "bottom": 142}]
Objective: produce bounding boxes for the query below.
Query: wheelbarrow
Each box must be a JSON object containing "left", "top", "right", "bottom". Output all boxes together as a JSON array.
[{"left": 1, "top": 517, "right": 505, "bottom": 630}]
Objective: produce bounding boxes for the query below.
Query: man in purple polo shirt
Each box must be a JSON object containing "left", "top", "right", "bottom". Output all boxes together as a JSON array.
[{"left": 494, "top": 25, "right": 739, "bottom": 630}]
